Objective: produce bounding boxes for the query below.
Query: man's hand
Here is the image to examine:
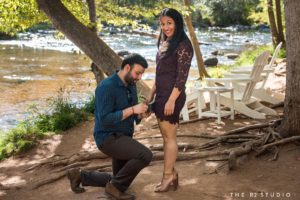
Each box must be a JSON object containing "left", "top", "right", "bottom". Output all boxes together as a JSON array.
[{"left": 132, "top": 103, "right": 148, "bottom": 114}]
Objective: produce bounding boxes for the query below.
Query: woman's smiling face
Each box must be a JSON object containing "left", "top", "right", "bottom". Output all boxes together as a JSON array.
[{"left": 160, "top": 16, "right": 175, "bottom": 38}]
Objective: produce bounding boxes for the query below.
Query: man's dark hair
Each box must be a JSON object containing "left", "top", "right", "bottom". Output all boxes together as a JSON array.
[
  {"left": 157, "top": 8, "right": 189, "bottom": 58},
  {"left": 121, "top": 53, "right": 148, "bottom": 69}
]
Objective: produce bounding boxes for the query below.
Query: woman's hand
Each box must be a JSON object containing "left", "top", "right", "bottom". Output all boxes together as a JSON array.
[
  {"left": 139, "top": 112, "right": 151, "bottom": 119},
  {"left": 164, "top": 99, "right": 175, "bottom": 116}
]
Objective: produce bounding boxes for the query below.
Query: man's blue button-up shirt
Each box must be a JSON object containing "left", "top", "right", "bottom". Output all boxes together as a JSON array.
[{"left": 93, "top": 72, "right": 141, "bottom": 148}]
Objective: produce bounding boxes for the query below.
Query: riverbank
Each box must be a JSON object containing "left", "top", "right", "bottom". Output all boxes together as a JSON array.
[{"left": 0, "top": 28, "right": 272, "bottom": 130}]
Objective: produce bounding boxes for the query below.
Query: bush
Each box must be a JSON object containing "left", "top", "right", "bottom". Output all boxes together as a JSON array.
[
  {"left": 201, "top": 0, "right": 260, "bottom": 26},
  {"left": 0, "top": 88, "right": 94, "bottom": 160},
  {"left": 83, "top": 94, "right": 95, "bottom": 114},
  {"left": 0, "top": 122, "right": 42, "bottom": 160},
  {"left": 51, "top": 109, "right": 87, "bottom": 131},
  {"left": 278, "top": 48, "right": 286, "bottom": 58}
]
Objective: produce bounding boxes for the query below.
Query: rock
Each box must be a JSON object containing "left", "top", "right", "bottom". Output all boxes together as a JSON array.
[
  {"left": 274, "top": 61, "right": 286, "bottom": 76},
  {"left": 204, "top": 57, "right": 218, "bottom": 67},
  {"left": 235, "top": 25, "right": 252, "bottom": 31},
  {"left": 211, "top": 50, "right": 227, "bottom": 56},
  {"left": 211, "top": 50, "right": 218, "bottom": 56},
  {"left": 118, "top": 51, "right": 130, "bottom": 57},
  {"left": 256, "top": 24, "right": 270, "bottom": 33},
  {"left": 109, "top": 30, "right": 117, "bottom": 35},
  {"left": 225, "top": 53, "right": 239, "bottom": 60}
]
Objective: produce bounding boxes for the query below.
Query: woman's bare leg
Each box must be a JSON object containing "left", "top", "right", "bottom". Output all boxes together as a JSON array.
[
  {"left": 155, "top": 119, "right": 178, "bottom": 192},
  {"left": 158, "top": 120, "right": 178, "bottom": 174}
]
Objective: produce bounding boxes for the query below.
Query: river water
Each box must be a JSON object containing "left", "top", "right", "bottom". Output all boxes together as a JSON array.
[{"left": 0, "top": 29, "right": 271, "bottom": 131}]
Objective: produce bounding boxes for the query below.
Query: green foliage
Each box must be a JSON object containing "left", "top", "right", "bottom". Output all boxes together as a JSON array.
[
  {"left": 0, "top": 0, "right": 274, "bottom": 37},
  {"left": 205, "top": 44, "right": 279, "bottom": 78},
  {"left": 235, "top": 45, "right": 272, "bottom": 66},
  {"left": 0, "top": 0, "right": 90, "bottom": 36},
  {"left": 249, "top": 0, "right": 285, "bottom": 28},
  {"left": 0, "top": 121, "right": 42, "bottom": 160},
  {"left": 53, "top": 31, "right": 66, "bottom": 40},
  {"left": 0, "top": 0, "right": 171, "bottom": 36},
  {"left": 278, "top": 48, "right": 286, "bottom": 58},
  {"left": 190, "top": 3, "right": 212, "bottom": 27},
  {"left": 200, "top": 0, "right": 260, "bottom": 26},
  {"left": 248, "top": 0, "right": 269, "bottom": 25},
  {"left": 0, "top": 88, "right": 95, "bottom": 160},
  {"left": 34, "top": 87, "right": 89, "bottom": 132},
  {"left": 35, "top": 104, "right": 88, "bottom": 132},
  {"left": 0, "top": 0, "right": 47, "bottom": 36},
  {"left": 96, "top": 0, "right": 166, "bottom": 29},
  {"left": 83, "top": 94, "right": 95, "bottom": 114},
  {"left": 207, "top": 65, "right": 231, "bottom": 78},
  {"left": 62, "top": 0, "right": 90, "bottom": 26}
]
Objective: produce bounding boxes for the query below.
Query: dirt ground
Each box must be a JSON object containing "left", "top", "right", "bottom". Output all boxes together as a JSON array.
[
  {"left": 1, "top": 61, "right": 300, "bottom": 200},
  {"left": 1, "top": 110, "right": 300, "bottom": 200}
]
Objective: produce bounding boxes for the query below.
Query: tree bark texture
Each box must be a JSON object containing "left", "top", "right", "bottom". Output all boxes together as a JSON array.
[
  {"left": 275, "top": 0, "right": 286, "bottom": 49},
  {"left": 86, "top": 0, "right": 106, "bottom": 83},
  {"left": 267, "top": 0, "right": 279, "bottom": 47},
  {"left": 36, "top": 0, "right": 150, "bottom": 95},
  {"left": 183, "top": 0, "right": 210, "bottom": 79},
  {"left": 86, "top": 0, "right": 97, "bottom": 32},
  {"left": 279, "top": 0, "right": 300, "bottom": 137}
]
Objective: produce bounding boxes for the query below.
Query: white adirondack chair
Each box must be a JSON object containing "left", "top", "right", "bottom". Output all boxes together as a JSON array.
[
  {"left": 205, "top": 51, "right": 277, "bottom": 119},
  {"left": 225, "top": 42, "right": 283, "bottom": 104},
  {"left": 181, "top": 88, "right": 206, "bottom": 121}
]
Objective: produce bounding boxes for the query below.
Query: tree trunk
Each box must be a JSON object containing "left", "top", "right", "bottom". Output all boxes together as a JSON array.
[
  {"left": 267, "top": 0, "right": 280, "bottom": 47},
  {"left": 278, "top": 0, "right": 300, "bottom": 137},
  {"left": 86, "top": 0, "right": 106, "bottom": 83},
  {"left": 86, "top": 0, "right": 97, "bottom": 32},
  {"left": 183, "top": 0, "right": 210, "bottom": 80},
  {"left": 35, "top": 0, "right": 150, "bottom": 95},
  {"left": 275, "top": 0, "right": 286, "bottom": 49},
  {"left": 91, "top": 62, "right": 105, "bottom": 84}
]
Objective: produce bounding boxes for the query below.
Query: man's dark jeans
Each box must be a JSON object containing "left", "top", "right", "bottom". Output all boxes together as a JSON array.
[{"left": 80, "top": 134, "right": 153, "bottom": 192}]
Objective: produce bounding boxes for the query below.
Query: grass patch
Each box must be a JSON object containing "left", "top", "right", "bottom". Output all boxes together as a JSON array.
[
  {"left": 234, "top": 45, "right": 272, "bottom": 67},
  {"left": 0, "top": 121, "right": 44, "bottom": 160},
  {"left": 0, "top": 88, "right": 95, "bottom": 161},
  {"left": 234, "top": 44, "right": 285, "bottom": 68},
  {"left": 278, "top": 48, "right": 286, "bottom": 58},
  {"left": 207, "top": 65, "right": 231, "bottom": 78},
  {"left": 199, "top": 44, "right": 284, "bottom": 83}
]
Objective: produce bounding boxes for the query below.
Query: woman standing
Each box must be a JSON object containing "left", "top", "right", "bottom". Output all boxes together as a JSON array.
[{"left": 148, "top": 8, "right": 193, "bottom": 192}]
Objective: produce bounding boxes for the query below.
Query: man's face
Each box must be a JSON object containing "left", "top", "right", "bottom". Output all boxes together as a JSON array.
[{"left": 124, "top": 64, "right": 145, "bottom": 85}]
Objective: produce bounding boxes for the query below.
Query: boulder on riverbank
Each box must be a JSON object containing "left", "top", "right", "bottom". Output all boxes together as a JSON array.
[
  {"left": 204, "top": 57, "right": 218, "bottom": 67},
  {"left": 225, "top": 53, "right": 239, "bottom": 60}
]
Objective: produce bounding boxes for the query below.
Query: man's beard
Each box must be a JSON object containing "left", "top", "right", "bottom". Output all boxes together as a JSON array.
[{"left": 124, "top": 72, "right": 137, "bottom": 85}]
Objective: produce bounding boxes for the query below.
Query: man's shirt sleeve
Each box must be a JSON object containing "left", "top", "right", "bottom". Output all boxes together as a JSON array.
[{"left": 95, "top": 85, "right": 123, "bottom": 127}]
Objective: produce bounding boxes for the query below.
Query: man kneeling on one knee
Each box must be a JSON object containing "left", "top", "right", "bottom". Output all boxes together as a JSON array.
[{"left": 67, "top": 53, "right": 153, "bottom": 200}]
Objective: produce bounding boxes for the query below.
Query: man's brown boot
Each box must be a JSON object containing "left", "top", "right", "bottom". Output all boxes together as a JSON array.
[
  {"left": 67, "top": 168, "right": 85, "bottom": 193},
  {"left": 105, "top": 182, "right": 135, "bottom": 200}
]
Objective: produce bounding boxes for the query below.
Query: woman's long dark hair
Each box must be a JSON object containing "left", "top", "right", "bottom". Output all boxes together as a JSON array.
[{"left": 157, "top": 8, "right": 189, "bottom": 57}]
